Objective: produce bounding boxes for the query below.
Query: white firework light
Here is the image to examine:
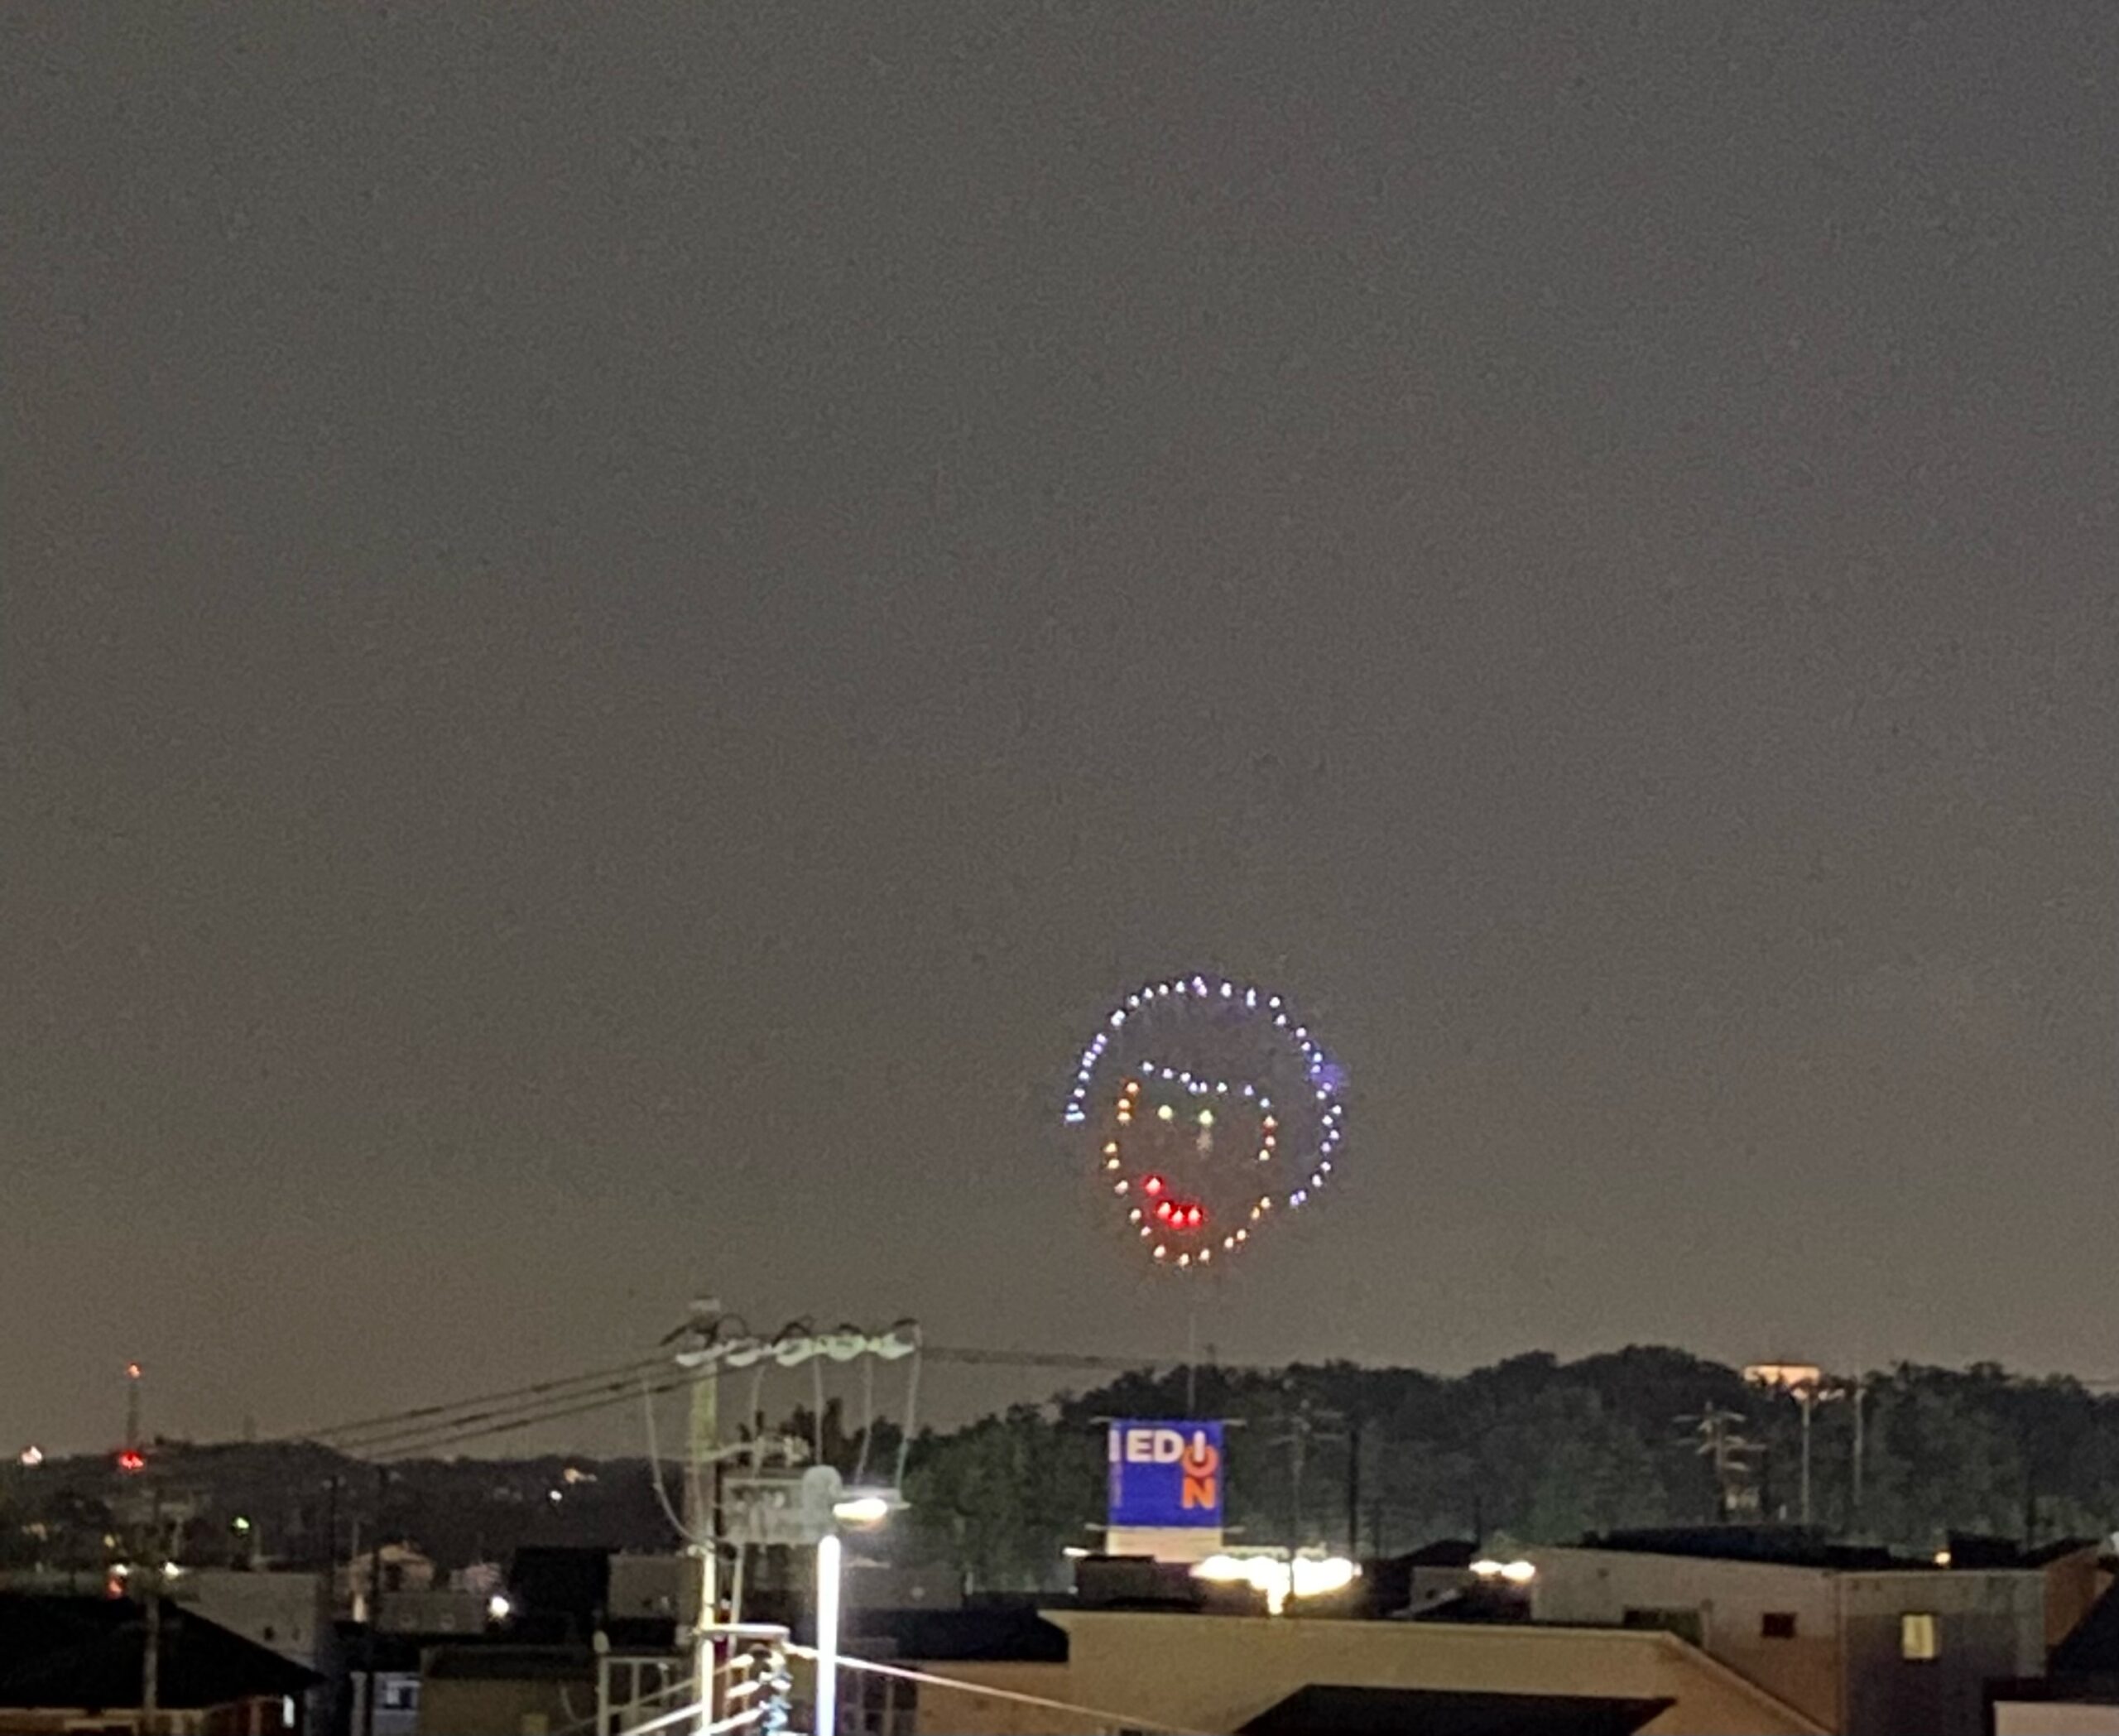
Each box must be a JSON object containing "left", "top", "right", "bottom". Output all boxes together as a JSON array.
[{"left": 1064, "top": 975, "right": 1346, "bottom": 1272}]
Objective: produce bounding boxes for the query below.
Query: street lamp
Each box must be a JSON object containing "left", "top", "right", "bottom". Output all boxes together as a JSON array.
[
  {"left": 814, "top": 1536, "right": 843, "bottom": 1736},
  {"left": 830, "top": 1494, "right": 891, "bottom": 1528},
  {"left": 805, "top": 1471, "right": 896, "bottom": 1736}
]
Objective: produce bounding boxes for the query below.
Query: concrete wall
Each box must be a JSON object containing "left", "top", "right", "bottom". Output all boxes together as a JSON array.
[
  {"left": 175, "top": 1571, "right": 329, "bottom": 1666},
  {"left": 1526, "top": 1547, "right": 1843, "bottom": 1729},
  {"left": 1043, "top": 1610, "right": 1823, "bottom": 1735},
  {"left": 607, "top": 1555, "right": 696, "bottom": 1625},
  {"left": 0, "top": 1702, "right": 285, "bottom": 1736},
  {"left": 911, "top": 1663, "right": 1111, "bottom": 1736},
  {"left": 349, "top": 1671, "right": 421, "bottom": 1736},
  {"left": 172, "top": 1574, "right": 340, "bottom": 1736},
  {"left": 1994, "top": 1701, "right": 2119, "bottom": 1735},
  {"left": 377, "top": 1590, "right": 489, "bottom": 1634},
  {"left": 2042, "top": 1549, "right": 2114, "bottom": 1651},
  {"left": 416, "top": 1676, "right": 586, "bottom": 1736},
  {"left": 1838, "top": 1570, "right": 2043, "bottom": 1736}
]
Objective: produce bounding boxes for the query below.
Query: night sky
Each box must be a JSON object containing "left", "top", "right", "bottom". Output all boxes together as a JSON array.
[{"left": 5, "top": 4, "right": 2114, "bottom": 1454}]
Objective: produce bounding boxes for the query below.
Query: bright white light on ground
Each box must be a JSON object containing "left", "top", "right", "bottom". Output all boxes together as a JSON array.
[
  {"left": 488, "top": 1594, "right": 512, "bottom": 1620},
  {"left": 1499, "top": 1559, "right": 1537, "bottom": 1584},
  {"left": 1193, "top": 1551, "right": 1357, "bottom": 1616},
  {"left": 1291, "top": 1556, "right": 1358, "bottom": 1599}
]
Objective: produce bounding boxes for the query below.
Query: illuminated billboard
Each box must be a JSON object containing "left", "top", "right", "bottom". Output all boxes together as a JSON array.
[{"left": 1105, "top": 1420, "right": 1224, "bottom": 1560}]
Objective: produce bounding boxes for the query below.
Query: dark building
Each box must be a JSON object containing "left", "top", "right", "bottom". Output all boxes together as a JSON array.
[{"left": 0, "top": 1594, "right": 320, "bottom": 1735}]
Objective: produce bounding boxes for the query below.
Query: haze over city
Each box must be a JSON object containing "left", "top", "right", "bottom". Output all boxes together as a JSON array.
[{"left": 5, "top": 2, "right": 2114, "bottom": 1459}]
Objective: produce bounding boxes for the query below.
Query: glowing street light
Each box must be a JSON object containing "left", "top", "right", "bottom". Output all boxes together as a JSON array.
[
  {"left": 829, "top": 1493, "right": 892, "bottom": 1528},
  {"left": 816, "top": 1535, "right": 843, "bottom": 1736},
  {"left": 805, "top": 1471, "right": 898, "bottom": 1736}
]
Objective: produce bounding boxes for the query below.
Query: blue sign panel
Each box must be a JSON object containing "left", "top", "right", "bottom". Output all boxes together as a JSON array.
[{"left": 1107, "top": 1419, "right": 1224, "bottom": 1530}]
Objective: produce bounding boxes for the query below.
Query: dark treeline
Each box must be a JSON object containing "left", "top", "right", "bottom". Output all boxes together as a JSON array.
[
  {"left": 890, "top": 1348, "right": 2119, "bottom": 1591},
  {"left": 10, "top": 1349, "right": 2114, "bottom": 1590}
]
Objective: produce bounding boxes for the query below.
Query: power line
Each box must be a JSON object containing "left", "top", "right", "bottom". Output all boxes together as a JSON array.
[
  {"left": 924, "top": 1344, "right": 1168, "bottom": 1373},
  {"left": 300, "top": 1354, "right": 670, "bottom": 1448},
  {"left": 312, "top": 1343, "right": 1204, "bottom": 1460},
  {"left": 336, "top": 1340, "right": 1169, "bottom": 1461},
  {"left": 368, "top": 1378, "right": 700, "bottom": 1459},
  {"left": 345, "top": 1371, "right": 702, "bottom": 1460}
]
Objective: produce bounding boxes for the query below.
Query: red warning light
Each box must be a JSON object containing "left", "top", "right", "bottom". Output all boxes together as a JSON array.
[{"left": 115, "top": 1449, "right": 147, "bottom": 1474}]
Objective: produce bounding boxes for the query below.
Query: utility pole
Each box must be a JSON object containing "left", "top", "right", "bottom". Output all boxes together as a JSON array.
[
  {"left": 1270, "top": 1395, "right": 1345, "bottom": 1554},
  {"left": 142, "top": 1583, "right": 161, "bottom": 1731},
  {"left": 363, "top": 1469, "right": 386, "bottom": 1736},
  {"left": 141, "top": 1484, "right": 162, "bottom": 1734},
  {"left": 1796, "top": 1385, "right": 1816, "bottom": 1528},
  {"left": 1679, "top": 1405, "right": 1758, "bottom": 1522},
  {"left": 1183, "top": 1299, "right": 1199, "bottom": 1417},
  {"left": 668, "top": 1311, "right": 920, "bottom": 1735},
  {"left": 1850, "top": 1379, "right": 1867, "bottom": 1523},
  {"left": 324, "top": 1475, "right": 340, "bottom": 1578},
  {"left": 1343, "top": 1420, "right": 1362, "bottom": 1560},
  {"left": 680, "top": 1297, "right": 723, "bottom": 1736}
]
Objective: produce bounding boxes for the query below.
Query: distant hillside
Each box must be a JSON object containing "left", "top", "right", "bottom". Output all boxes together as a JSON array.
[{"left": 9, "top": 1347, "right": 2115, "bottom": 1591}]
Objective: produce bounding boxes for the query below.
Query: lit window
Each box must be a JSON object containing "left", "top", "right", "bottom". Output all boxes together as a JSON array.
[{"left": 1901, "top": 1613, "right": 1939, "bottom": 1661}]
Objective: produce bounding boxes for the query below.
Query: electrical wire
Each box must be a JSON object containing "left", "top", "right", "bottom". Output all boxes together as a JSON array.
[
  {"left": 356, "top": 1369, "right": 702, "bottom": 1460},
  {"left": 342, "top": 1373, "right": 681, "bottom": 1457},
  {"left": 237, "top": 1337, "right": 1174, "bottom": 1469},
  {"left": 302, "top": 1353, "right": 670, "bottom": 1447},
  {"left": 921, "top": 1344, "right": 1168, "bottom": 1373},
  {"left": 786, "top": 1646, "right": 1204, "bottom": 1736},
  {"left": 367, "top": 1338, "right": 1141, "bottom": 1459}
]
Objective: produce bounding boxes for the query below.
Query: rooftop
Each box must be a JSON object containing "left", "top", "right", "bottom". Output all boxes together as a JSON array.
[
  {"left": 1239, "top": 1684, "right": 1672, "bottom": 1736},
  {"left": 1577, "top": 1527, "right": 1929, "bottom": 1571},
  {"left": 0, "top": 1594, "right": 319, "bottom": 1711},
  {"left": 2053, "top": 1578, "right": 2119, "bottom": 1676}
]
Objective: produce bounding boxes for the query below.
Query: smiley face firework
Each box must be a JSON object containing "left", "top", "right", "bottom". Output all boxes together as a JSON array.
[{"left": 1064, "top": 975, "right": 1345, "bottom": 1272}]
